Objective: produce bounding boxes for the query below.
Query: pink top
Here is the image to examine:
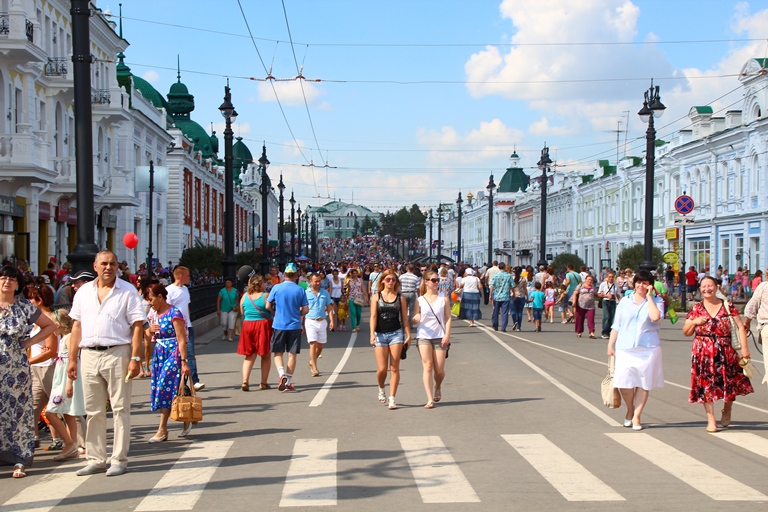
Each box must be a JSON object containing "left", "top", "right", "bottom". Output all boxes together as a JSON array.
[{"left": 751, "top": 276, "right": 762, "bottom": 291}]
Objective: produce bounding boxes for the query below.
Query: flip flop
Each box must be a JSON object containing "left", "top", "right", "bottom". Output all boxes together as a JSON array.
[
  {"left": 434, "top": 389, "right": 442, "bottom": 403},
  {"left": 12, "top": 464, "right": 26, "bottom": 478},
  {"left": 424, "top": 401, "right": 435, "bottom": 409}
]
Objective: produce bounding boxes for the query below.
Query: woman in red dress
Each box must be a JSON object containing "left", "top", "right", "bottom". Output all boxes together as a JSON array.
[{"left": 683, "top": 276, "right": 752, "bottom": 432}]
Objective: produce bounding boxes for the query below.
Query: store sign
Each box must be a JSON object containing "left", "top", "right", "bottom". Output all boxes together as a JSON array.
[
  {"left": 0, "top": 195, "right": 24, "bottom": 217},
  {"left": 39, "top": 202, "right": 51, "bottom": 220},
  {"left": 665, "top": 228, "right": 679, "bottom": 240}
]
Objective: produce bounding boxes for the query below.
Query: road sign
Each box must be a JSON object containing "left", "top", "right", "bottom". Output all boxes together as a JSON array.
[
  {"left": 674, "top": 216, "right": 695, "bottom": 226},
  {"left": 663, "top": 251, "right": 679, "bottom": 264},
  {"left": 674, "top": 195, "right": 694, "bottom": 215}
]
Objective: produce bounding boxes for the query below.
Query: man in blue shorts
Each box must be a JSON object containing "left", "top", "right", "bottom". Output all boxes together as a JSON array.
[{"left": 268, "top": 263, "right": 309, "bottom": 392}]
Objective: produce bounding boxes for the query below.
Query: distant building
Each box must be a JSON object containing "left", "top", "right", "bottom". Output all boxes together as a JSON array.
[{"left": 306, "top": 200, "right": 379, "bottom": 239}]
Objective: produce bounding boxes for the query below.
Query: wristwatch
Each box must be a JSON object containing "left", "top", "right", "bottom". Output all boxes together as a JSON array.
[{"left": 130, "top": 356, "right": 141, "bottom": 362}]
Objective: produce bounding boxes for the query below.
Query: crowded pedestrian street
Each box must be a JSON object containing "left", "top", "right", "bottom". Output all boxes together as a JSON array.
[{"left": 2, "top": 300, "right": 766, "bottom": 512}]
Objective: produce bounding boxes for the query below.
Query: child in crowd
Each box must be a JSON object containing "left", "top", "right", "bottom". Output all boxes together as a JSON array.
[
  {"left": 45, "top": 309, "right": 85, "bottom": 461},
  {"left": 555, "top": 283, "right": 568, "bottom": 320},
  {"left": 544, "top": 281, "right": 556, "bottom": 323},
  {"left": 337, "top": 293, "right": 349, "bottom": 331},
  {"left": 529, "top": 282, "right": 546, "bottom": 332}
]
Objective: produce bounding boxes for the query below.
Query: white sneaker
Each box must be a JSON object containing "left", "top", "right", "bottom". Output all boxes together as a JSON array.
[
  {"left": 388, "top": 396, "right": 397, "bottom": 410},
  {"left": 221, "top": 333, "right": 227, "bottom": 340},
  {"left": 193, "top": 382, "right": 205, "bottom": 391},
  {"left": 378, "top": 389, "right": 386, "bottom": 403}
]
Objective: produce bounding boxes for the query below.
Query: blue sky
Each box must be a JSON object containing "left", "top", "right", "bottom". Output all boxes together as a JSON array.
[{"left": 113, "top": 0, "right": 768, "bottom": 213}]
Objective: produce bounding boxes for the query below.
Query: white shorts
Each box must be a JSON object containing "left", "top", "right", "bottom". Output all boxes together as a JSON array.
[
  {"left": 221, "top": 310, "right": 238, "bottom": 330},
  {"left": 305, "top": 318, "right": 328, "bottom": 344}
]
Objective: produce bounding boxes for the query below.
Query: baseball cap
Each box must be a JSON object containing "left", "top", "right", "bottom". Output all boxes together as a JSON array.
[
  {"left": 72, "top": 270, "right": 96, "bottom": 282},
  {"left": 284, "top": 263, "right": 298, "bottom": 274}
]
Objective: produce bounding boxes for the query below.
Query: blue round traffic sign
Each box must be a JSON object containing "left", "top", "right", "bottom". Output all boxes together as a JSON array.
[{"left": 675, "top": 195, "right": 694, "bottom": 215}]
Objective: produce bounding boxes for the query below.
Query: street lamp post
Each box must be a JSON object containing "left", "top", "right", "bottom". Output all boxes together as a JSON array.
[
  {"left": 277, "top": 174, "right": 285, "bottom": 268},
  {"left": 428, "top": 209, "right": 433, "bottom": 260},
  {"left": 437, "top": 205, "right": 443, "bottom": 261},
  {"left": 638, "top": 80, "right": 666, "bottom": 272},
  {"left": 537, "top": 144, "right": 553, "bottom": 268},
  {"left": 311, "top": 215, "right": 318, "bottom": 261},
  {"left": 251, "top": 204, "right": 256, "bottom": 268},
  {"left": 257, "top": 145, "right": 271, "bottom": 276},
  {"left": 289, "top": 192, "right": 296, "bottom": 260},
  {"left": 456, "top": 192, "right": 463, "bottom": 262},
  {"left": 218, "top": 82, "right": 238, "bottom": 282},
  {"left": 487, "top": 175, "right": 496, "bottom": 266},
  {"left": 305, "top": 213, "right": 310, "bottom": 260},
  {"left": 297, "top": 204, "right": 302, "bottom": 256}
]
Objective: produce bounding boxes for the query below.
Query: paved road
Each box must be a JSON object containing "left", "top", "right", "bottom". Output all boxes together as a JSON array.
[{"left": 2, "top": 304, "right": 768, "bottom": 511}]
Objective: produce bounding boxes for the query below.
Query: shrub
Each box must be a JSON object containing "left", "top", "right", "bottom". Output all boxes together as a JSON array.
[
  {"left": 551, "top": 253, "right": 585, "bottom": 275},
  {"left": 616, "top": 244, "right": 664, "bottom": 272}
]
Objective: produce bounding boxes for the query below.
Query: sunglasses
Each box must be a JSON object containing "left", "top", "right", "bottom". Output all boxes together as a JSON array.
[
  {"left": 383, "top": 277, "right": 397, "bottom": 283},
  {"left": 428, "top": 278, "right": 440, "bottom": 283}
]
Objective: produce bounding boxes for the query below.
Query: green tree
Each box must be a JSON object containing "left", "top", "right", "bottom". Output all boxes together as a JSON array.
[
  {"left": 178, "top": 246, "right": 225, "bottom": 276},
  {"left": 551, "top": 253, "right": 585, "bottom": 276},
  {"left": 616, "top": 244, "right": 664, "bottom": 272}
]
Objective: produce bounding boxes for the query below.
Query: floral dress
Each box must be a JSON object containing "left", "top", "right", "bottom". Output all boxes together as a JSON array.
[
  {"left": 149, "top": 306, "right": 185, "bottom": 411},
  {"left": 688, "top": 301, "right": 754, "bottom": 404},
  {"left": 0, "top": 299, "right": 41, "bottom": 467}
]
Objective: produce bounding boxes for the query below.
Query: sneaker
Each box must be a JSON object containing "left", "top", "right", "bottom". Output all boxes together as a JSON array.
[
  {"left": 378, "top": 389, "right": 387, "bottom": 403},
  {"left": 278, "top": 375, "right": 288, "bottom": 392},
  {"left": 284, "top": 384, "right": 295, "bottom": 392},
  {"left": 601, "top": 334, "right": 609, "bottom": 339},
  {"left": 193, "top": 382, "right": 206, "bottom": 391},
  {"left": 106, "top": 464, "right": 127, "bottom": 477},
  {"left": 76, "top": 463, "right": 107, "bottom": 476},
  {"left": 222, "top": 333, "right": 227, "bottom": 340},
  {"left": 388, "top": 397, "right": 397, "bottom": 410}
]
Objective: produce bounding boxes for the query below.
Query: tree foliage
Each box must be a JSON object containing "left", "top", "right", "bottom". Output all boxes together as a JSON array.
[
  {"left": 380, "top": 204, "right": 426, "bottom": 239},
  {"left": 178, "top": 246, "right": 225, "bottom": 276},
  {"left": 616, "top": 244, "right": 664, "bottom": 272},
  {"left": 551, "top": 253, "right": 585, "bottom": 275}
]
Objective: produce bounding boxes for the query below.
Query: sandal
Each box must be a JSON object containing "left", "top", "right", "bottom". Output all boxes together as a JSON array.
[
  {"left": 45, "top": 439, "right": 64, "bottom": 451},
  {"left": 378, "top": 389, "right": 387, "bottom": 403},
  {"left": 53, "top": 445, "right": 80, "bottom": 461},
  {"left": 721, "top": 408, "right": 732, "bottom": 428},
  {"left": 434, "top": 389, "right": 442, "bottom": 403},
  {"left": 424, "top": 401, "right": 435, "bottom": 409},
  {"left": 259, "top": 383, "right": 271, "bottom": 390},
  {"left": 241, "top": 382, "right": 250, "bottom": 392},
  {"left": 12, "top": 464, "right": 26, "bottom": 478}
]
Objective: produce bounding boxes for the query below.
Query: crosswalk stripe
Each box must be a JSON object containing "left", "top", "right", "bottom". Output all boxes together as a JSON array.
[
  {"left": 399, "top": 436, "right": 480, "bottom": 503},
  {"left": 280, "top": 438, "right": 337, "bottom": 507},
  {"left": 134, "top": 440, "right": 233, "bottom": 511},
  {"left": 502, "top": 434, "right": 624, "bottom": 501},
  {"left": 606, "top": 433, "right": 768, "bottom": 501},
  {"left": 1, "top": 472, "right": 92, "bottom": 512},
  {"left": 711, "top": 432, "right": 768, "bottom": 459}
]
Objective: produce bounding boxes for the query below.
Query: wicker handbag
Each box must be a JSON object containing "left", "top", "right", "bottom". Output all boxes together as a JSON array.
[
  {"left": 601, "top": 356, "right": 622, "bottom": 409},
  {"left": 170, "top": 376, "right": 203, "bottom": 423}
]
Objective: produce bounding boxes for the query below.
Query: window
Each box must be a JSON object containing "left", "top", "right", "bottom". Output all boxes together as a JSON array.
[
  {"left": 735, "top": 236, "right": 744, "bottom": 267},
  {"left": 690, "top": 240, "right": 711, "bottom": 272},
  {"left": 720, "top": 236, "right": 730, "bottom": 271}
]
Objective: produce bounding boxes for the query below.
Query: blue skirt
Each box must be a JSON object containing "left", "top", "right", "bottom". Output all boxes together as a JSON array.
[
  {"left": 459, "top": 292, "right": 482, "bottom": 320},
  {"left": 150, "top": 339, "right": 182, "bottom": 411}
]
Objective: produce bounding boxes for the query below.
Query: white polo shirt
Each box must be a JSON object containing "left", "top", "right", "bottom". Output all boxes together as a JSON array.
[{"left": 70, "top": 277, "right": 147, "bottom": 348}]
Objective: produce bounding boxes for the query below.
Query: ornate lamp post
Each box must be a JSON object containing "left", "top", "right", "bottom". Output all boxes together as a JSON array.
[
  {"left": 437, "top": 205, "right": 443, "bottom": 261},
  {"left": 257, "top": 145, "right": 271, "bottom": 276},
  {"left": 456, "top": 192, "right": 463, "bottom": 262},
  {"left": 218, "top": 82, "right": 238, "bottom": 281},
  {"left": 638, "top": 80, "right": 666, "bottom": 272},
  {"left": 289, "top": 192, "right": 296, "bottom": 260},
  {"left": 537, "top": 144, "right": 553, "bottom": 268},
  {"left": 277, "top": 174, "right": 285, "bottom": 268},
  {"left": 311, "top": 214, "right": 318, "bottom": 261},
  {"left": 487, "top": 174, "right": 496, "bottom": 266},
  {"left": 305, "top": 212, "right": 310, "bottom": 259},
  {"left": 428, "top": 209, "right": 433, "bottom": 260},
  {"left": 297, "top": 204, "right": 302, "bottom": 256}
]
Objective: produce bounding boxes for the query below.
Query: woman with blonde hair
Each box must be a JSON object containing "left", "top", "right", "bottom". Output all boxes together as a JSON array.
[
  {"left": 238, "top": 274, "right": 272, "bottom": 391},
  {"left": 412, "top": 270, "right": 452, "bottom": 408},
  {"left": 370, "top": 269, "right": 411, "bottom": 410}
]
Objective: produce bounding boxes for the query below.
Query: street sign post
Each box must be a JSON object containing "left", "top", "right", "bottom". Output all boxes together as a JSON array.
[{"left": 674, "top": 195, "right": 694, "bottom": 215}]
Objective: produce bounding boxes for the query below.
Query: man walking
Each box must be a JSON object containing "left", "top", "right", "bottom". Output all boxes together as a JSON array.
[
  {"left": 561, "top": 264, "right": 581, "bottom": 323},
  {"left": 483, "top": 261, "right": 499, "bottom": 306},
  {"left": 598, "top": 270, "right": 618, "bottom": 339},
  {"left": 68, "top": 251, "right": 146, "bottom": 477},
  {"left": 305, "top": 272, "right": 335, "bottom": 377},
  {"left": 167, "top": 265, "right": 204, "bottom": 391},
  {"left": 268, "top": 263, "right": 309, "bottom": 392},
  {"left": 489, "top": 262, "right": 513, "bottom": 331},
  {"left": 399, "top": 264, "right": 421, "bottom": 328}
]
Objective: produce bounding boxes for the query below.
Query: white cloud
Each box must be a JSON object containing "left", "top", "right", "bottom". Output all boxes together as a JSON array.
[
  {"left": 416, "top": 118, "right": 524, "bottom": 164},
  {"left": 256, "top": 80, "right": 323, "bottom": 107},
  {"left": 142, "top": 70, "right": 160, "bottom": 83},
  {"left": 529, "top": 117, "right": 580, "bottom": 137}
]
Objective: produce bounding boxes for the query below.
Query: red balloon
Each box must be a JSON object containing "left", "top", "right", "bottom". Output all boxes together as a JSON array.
[{"left": 123, "top": 232, "right": 139, "bottom": 249}]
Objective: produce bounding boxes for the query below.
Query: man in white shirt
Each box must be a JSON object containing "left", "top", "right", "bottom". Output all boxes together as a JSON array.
[
  {"left": 68, "top": 250, "right": 146, "bottom": 477},
  {"left": 398, "top": 264, "right": 421, "bottom": 328},
  {"left": 166, "top": 265, "right": 204, "bottom": 391},
  {"left": 483, "top": 261, "right": 500, "bottom": 305}
]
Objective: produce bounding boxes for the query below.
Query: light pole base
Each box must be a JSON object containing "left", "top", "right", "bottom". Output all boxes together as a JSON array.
[
  {"left": 537, "top": 258, "right": 548, "bottom": 268},
  {"left": 639, "top": 260, "right": 657, "bottom": 273},
  {"left": 68, "top": 242, "right": 100, "bottom": 275}
]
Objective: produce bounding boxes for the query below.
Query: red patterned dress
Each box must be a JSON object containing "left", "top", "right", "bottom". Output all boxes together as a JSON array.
[{"left": 688, "top": 301, "right": 753, "bottom": 404}]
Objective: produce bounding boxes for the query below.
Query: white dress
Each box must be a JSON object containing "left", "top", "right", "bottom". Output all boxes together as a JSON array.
[{"left": 46, "top": 333, "right": 86, "bottom": 416}]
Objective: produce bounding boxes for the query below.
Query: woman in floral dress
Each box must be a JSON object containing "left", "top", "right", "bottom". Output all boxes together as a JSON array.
[
  {"left": 145, "top": 283, "right": 190, "bottom": 442},
  {"left": 0, "top": 265, "right": 57, "bottom": 478},
  {"left": 683, "top": 275, "right": 752, "bottom": 432}
]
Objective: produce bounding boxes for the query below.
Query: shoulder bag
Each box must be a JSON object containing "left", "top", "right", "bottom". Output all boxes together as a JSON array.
[
  {"left": 170, "top": 376, "right": 203, "bottom": 423},
  {"left": 723, "top": 300, "right": 741, "bottom": 351},
  {"left": 601, "top": 356, "right": 621, "bottom": 409}
]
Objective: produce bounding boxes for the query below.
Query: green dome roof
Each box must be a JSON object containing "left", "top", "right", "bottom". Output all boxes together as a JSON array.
[
  {"left": 498, "top": 164, "right": 530, "bottom": 193},
  {"left": 173, "top": 117, "right": 215, "bottom": 158},
  {"left": 167, "top": 79, "right": 194, "bottom": 117},
  {"left": 233, "top": 137, "right": 253, "bottom": 169}
]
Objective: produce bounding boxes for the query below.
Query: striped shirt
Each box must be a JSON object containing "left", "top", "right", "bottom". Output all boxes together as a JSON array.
[{"left": 399, "top": 272, "right": 421, "bottom": 293}]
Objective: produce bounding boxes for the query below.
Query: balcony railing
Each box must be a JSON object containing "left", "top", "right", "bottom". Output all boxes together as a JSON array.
[
  {"left": 0, "top": 14, "right": 8, "bottom": 35},
  {"left": 91, "top": 89, "right": 111, "bottom": 105},
  {"left": 44, "top": 57, "right": 68, "bottom": 76}
]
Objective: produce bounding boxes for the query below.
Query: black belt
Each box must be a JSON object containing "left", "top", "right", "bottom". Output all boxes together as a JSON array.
[{"left": 86, "top": 345, "right": 116, "bottom": 351}]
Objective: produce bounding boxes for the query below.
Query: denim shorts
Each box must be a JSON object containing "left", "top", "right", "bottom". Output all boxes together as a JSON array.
[
  {"left": 374, "top": 329, "right": 404, "bottom": 347},
  {"left": 558, "top": 293, "right": 571, "bottom": 312}
]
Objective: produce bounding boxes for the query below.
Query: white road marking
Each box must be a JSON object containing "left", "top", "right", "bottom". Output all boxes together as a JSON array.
[
  {"left": 280, "top": 438, "right": 337, "bottom": 507},
  {"left": 711, "top": 431, "right": 768, "bottom": 459},
  {"left": 134, "top": 440, "right": 233, "bottom": 511},
  {"left": 309, "top": 332, "right": 357, "bottom": 407},
  {"left": 399, "top": 436, "right": 480, "bottom": 503},
  {"left": 606, "top": 433, "right": 768, "bottom": 500},
  {"left": 502, "top": 434, "right": 624, "bottom": 501},
  {"left": 1, "top": 472, "right": 92, "bottom": 512},
  {"left": 480, "top": 326, "right": 621, "bottom": 427}
]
